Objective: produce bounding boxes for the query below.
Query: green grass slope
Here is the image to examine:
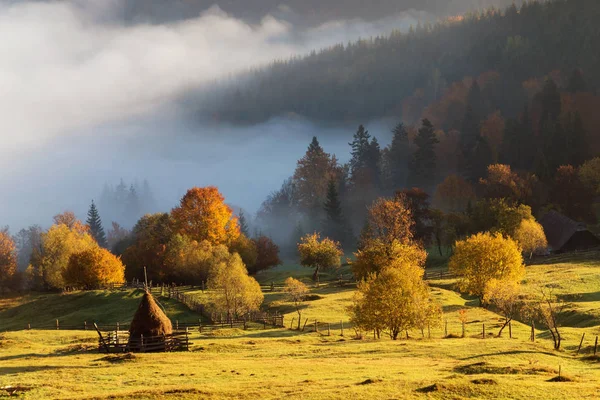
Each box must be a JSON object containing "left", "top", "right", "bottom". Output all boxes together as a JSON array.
[{"left": 0, "top": 290, "right": 201, "bottom": 332}]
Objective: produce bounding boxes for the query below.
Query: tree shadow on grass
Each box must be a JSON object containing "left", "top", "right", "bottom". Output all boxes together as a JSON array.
[
  {"left": 0, "top": 365, "right": 78, "bottom": 374},
  {"left": 460, "top": 350, "right": 560, "bottom": 360}
]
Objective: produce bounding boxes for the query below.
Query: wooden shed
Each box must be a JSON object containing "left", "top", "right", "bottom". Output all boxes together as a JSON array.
[{"left": 539, "top": 210, "right": 600, "bottom": 253}]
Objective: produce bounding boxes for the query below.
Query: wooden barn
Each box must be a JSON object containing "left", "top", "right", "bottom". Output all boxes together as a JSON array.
[{"left": 539, "top": 210, "right": 600, "bottom": 253}]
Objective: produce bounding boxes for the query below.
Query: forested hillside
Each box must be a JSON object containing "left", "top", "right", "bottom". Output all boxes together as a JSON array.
[{"left": 205, "top": 0, "right": 600, "bottom": 124}]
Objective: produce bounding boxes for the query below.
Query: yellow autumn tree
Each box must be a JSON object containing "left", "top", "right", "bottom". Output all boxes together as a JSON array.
[
  {"left": 483, "top": 279, "right": 522, "bottom": 336},
  {"left": 34, "top": 224, "right": 98, "bottom": 290},
  {"left": 364, "top": 197, "right": 414, "bottom": 248},
  {"left": 0, "top": 229, "right": 17, "bottom": 290},
  {"left": 348, "top": 265, "right": 439, "bottom": 340},
  {"left": 53, "top": 211, "right": 89, "bottom": 234},
  {"left": 579, "top": 157, "right": 600, "bottom": 196},
  {"left": 171, "top": 187, "right": 240, "bottom": 246},
  {"left": 207, "top": 253, "right": 263, "bottom": 320},
  {"left": 449, "top": 232, "right": 525, "bottom": 305},
  {"left": 297, "top": 232, "right": 343, "bottom": 282},
  {"left": 283, "top": 277, "right": 310, "bottom": 329},
  {"left": 352, "top": 239, "right": 426, "bottom": 281},
  {"left": 513, "top": 219, "right": 548, "bottom": 259},
  {"left": 63, "top": 247, "right": 125, "bottom": 289}
]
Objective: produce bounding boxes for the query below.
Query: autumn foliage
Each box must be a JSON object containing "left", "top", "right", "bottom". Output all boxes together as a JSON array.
[
  {"left": 171, "top": 187, "right": 240, "bottom": 246},
  {"left": 298, "top": 233, "right": 343, "bottom": 282},
  {"left": 449, "top": 232, "right": 525, "bottom": 305},
  {"left": 64, "top": 247, "right": 125, "bottom": 289},
  {"left": 0, "top": 229, "right": 17, "bottom": 290}
]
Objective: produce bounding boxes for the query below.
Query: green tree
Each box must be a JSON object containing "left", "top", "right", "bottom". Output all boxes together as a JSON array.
[
  {"left": 408, "top": 119, "right": 439, "bottom": 189},
  {"left": 87, "top": 201, "right": 107, "bottom": 248}
]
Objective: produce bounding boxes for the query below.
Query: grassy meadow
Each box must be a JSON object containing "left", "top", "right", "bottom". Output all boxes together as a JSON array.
[{"left": 2, "top": 252, "right": 600, "bottom": 399}]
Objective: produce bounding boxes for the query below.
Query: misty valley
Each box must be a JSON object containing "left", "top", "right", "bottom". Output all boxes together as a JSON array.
[{"left": 1, "top": 1, "right": 600, "bottom": 399}]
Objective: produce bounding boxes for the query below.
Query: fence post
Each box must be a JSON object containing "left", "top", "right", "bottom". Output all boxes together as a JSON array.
[
  {"left": 462, "top": 321, "right": 465, "bottom": 338},
  {"left": 141, "top": 334, "right": 145, "bottom": 352},
  {"left": 56, "top": 319, "right": 59, "bottom": 330},
  {"left": 290, "top": 318, "right": 295, "bottom": 330},
  {"left": 530, "top": 320, "right": 535, "bottom": 342},
  {"left": 116, "top": 323, "right": 120, "bottom": 346},
  {"left": 84, "top": 321, "right": 87, "bottom": 331},
  {"left": 509, "top": 321, "right": 512, "bottom": 339},
  {"left": 594, "top": 336, "right": 598, "bottom": 355},
  {"left": 314, "top": 320, "right": 318, "bottom": 333},
  {"left": 328, "top": 323, "right": 331, "bottom": 336},
  {"left": 444, "top": 320, "right": 448, "bottom": 337},
  {"left": 482, "top": 323, "right": 485, "bottom": 339},
  {"left": 341, "top": 321, "right": 344, "bottom": 336},
  {"left": 185, "top": 327, "right": 189, "bottom": 351},
  {"left": 577, "top": 333, "right": 586, "bottom": 354},
  {"left": 27, "top": 323, "right": 31, "bottom": 330}
]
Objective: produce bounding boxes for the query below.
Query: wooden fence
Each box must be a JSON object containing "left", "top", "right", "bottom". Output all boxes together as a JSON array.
[
  {"left": 96, "top": 327, "right": 190, "bottom": 353},
  {"left": 423, "top": 269, "right": 454, "bottom": 280}
]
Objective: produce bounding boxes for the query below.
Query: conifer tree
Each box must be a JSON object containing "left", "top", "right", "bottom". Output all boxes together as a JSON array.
[
  {"left": 293, "top": 136, "right": 337, "bottom": 221},
  {"left": 408, "top": 119, "right": 439, "bottom": 190},
  {"left": 322, "top": 178, "right": 352, "bottom": 246},
  {"left": 87, "top": 200, "right": 107, "bottom": 248},
  {"left": 239, "top": 210, "right": 250, "bottom": 237},
  {"left": 385, "top": 122, "right": 410, "bottom": 191},
  {"left": 349, "top": 125, "right": 381, "bottom": 188}
]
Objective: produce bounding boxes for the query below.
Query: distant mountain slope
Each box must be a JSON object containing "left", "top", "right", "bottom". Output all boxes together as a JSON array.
[{"left": 202, "top": 0, "right": 600, "bottom": 124}]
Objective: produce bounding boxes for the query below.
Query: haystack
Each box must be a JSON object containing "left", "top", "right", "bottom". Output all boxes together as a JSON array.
[{"left": 128, "top": 291, "right": 172, "bottom": 351}]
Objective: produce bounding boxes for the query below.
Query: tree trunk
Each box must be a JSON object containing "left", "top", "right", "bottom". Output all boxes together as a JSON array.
[
  {"left": 297, "top": 311, "right": 302, "bottom": 330},
  {"left": 312, "top": 266, "right": 320, "bottom": 282},
  {"left": 497, "top": 318, "right": 510, "bottom": 337}
]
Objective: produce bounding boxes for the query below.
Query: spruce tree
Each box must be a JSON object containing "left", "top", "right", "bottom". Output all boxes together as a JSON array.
[
  {"left": 239, "top": 210, "right": 250, "bottom": 237},
  {"left": 348, "top": 125, "right": 382, "bottom": 189},
  {"left": 322, "top": 178, "right": 352, "bottom": 246},
  {"left": 386, "top": 122, "right": 410, "bottom": 191},
  {"left": 87, "top": 200, "right": 107, "bottom": 248},
  {"left": 408, "top": 118, "right": 439, "bottom": 190},
  {"left": 349, "top": 124, "right": 372, "bottom": 180}
]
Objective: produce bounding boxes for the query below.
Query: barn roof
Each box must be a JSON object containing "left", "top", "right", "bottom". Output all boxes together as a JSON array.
[{"left": 539, "top": 210, "right": 590, "bottom": 251}]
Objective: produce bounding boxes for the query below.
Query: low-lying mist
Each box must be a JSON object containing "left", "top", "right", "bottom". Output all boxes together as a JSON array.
[{"left": 0, "top": 0, "right": 422, "bottom": 230}]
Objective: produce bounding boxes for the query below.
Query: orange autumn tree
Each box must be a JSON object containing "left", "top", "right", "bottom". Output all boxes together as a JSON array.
[
  {"left": 53, "top": 211, "right": 89, "bottom": 234},
  {"left": 0, "top": 228, "right": 17, "bottom": 290},
  {"left": 64, "top": 247, "right": 125, "bottom": 290},
  {"left": 171, "top": 187, "right": 240, "bottom": 246}
]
